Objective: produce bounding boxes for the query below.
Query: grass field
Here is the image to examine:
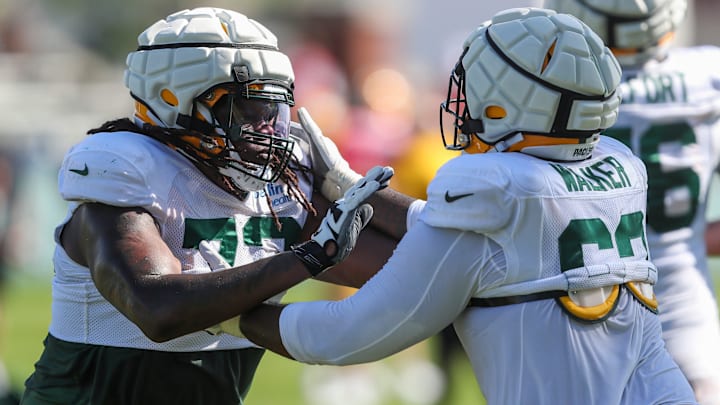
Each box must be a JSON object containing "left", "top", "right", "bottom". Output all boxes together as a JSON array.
[
  {"left": 0, "top": 274, "right": 485, "bottom": 405},
  {"left": 4, "top": 260, "right": 720, "bottom": 404}
]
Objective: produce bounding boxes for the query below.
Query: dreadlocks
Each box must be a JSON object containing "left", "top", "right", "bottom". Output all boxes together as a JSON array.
[{"left": 87, "top": 118, "right": 316, "bottom": 230}]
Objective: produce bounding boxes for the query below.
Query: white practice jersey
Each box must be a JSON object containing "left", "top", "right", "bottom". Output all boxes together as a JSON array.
[
  {"left": 607, "top": 46, "right": 720, "bottom": 278},
  {"left": 421, "top": 136, "right": 655, "bottom": 296},
  {"left": 279, "top": 138, "right": 694, "bottom": 404},
  {"left": 50, "top": 131, "right": 313, "bottom": 352},
  {"left": 605, "top": 45, "right": 720, "bottom": 386}
]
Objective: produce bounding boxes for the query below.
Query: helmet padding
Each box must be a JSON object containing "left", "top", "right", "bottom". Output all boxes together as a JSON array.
[
  {"left": 125, "top": 7, "right": 294, "bottom": 130},
  {"left": 544, "top": 0, "right": 687, "bottom": 66},
  {"left": 441, "top": 8, "right": 621, "bottom": 162}
]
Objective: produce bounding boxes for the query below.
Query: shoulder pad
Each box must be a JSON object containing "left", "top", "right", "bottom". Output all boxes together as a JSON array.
[
  {"left": 59, "top": 132, "right": 166, "bottom": 207},
  {"left": 421, "top": 154, "right": 517, "bottom": 233}
]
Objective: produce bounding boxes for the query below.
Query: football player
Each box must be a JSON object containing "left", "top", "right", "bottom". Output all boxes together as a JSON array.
[
  {"left": 545, "top": 0, "right": 720, "bottom": 402},
  {"left": 238, "top": 8, "right": 697, "bottom": 404},
  {"left": 20, "top": 7, "right": 408, "bottom": 405}
]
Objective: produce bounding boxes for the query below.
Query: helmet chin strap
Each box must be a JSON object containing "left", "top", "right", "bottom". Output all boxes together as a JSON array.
[{"left": 486, "top": 133, "right": 525, "bottom": 153}]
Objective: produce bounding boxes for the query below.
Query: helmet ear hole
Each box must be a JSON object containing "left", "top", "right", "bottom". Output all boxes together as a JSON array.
[
  {"left": 161, "top": 89, "right": 178, "bottom": 107},
  {"left": 485, "top": 105, "right": 506, "bottom": 119}
]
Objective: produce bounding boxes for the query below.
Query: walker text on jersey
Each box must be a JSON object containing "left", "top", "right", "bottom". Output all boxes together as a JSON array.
[{"left": 550, "top": 157, "right": 631, "bottom": 192}]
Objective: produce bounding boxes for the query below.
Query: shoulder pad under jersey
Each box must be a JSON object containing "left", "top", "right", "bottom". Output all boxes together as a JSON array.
[
  {"left": 421, "top": 153, "right": 525, "bottom": 233},
  {"left": 59, "top": 131, "right": 173, "bottom": 207}
]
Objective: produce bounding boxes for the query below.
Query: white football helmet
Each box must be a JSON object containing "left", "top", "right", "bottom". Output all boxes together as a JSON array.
[
  {"left": 544, "top": 0, "right": 687, "bottom": 67},
  {"left": 440, "top": 7, "right": 622, "bottom": 162},
  {"left": 124, "top": 7, "right": 296, "bottom": 192}
]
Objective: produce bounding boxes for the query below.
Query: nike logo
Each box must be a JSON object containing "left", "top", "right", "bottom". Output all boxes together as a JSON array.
[
  {"left": 328, "top": 205, "right": 342, "bottom": 239},
  {"left": 69, "top": 163, "right": 89, "bottom": 176},
  {"left": 444, "top": 191, "right": 473, "bottom": 203}
]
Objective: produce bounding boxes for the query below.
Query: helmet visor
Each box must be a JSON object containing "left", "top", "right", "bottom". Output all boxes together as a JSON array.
[
  {"left": 201, "top": 84, "right": 294, "bottom": 185},
  {"left": 224, "top": 98, "right": 291, "bottom": 166}
]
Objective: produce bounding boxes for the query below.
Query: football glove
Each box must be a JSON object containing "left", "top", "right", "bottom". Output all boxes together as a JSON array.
[
  {"left": 299, "top": 107, "right": 373, "bottom": 201},
  {"left": 292, "top": 165, "right": 394, "bottom": 276}
]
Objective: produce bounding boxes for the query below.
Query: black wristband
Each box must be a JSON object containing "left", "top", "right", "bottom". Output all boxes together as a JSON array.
[{"left": 291, "top": 240, "right": 332, "bottom": 277}]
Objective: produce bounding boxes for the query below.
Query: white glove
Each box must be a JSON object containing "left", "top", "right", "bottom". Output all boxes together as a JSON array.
[
  {"left": 198, "top": 241, "right": 284, "bottom": 338},
  {"left": 297, "top": 107, "right": 363, "bottom": 201},
  {"left": 292, "top": 165, "right": 394, "bottom": 276}
]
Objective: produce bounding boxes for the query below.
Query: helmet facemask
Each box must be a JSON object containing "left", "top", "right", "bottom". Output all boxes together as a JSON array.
[
  {"left": 439, "top": 56, "right": 485, "bottom": 151},
  {"left": 187, "top": 81, "right": 295, "bottom": 193}
]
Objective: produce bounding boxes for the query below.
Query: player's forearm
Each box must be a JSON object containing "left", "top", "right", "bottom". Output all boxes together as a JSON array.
[
  {"left": 366, "top": 188, "right": 417, "bottom": 240},
  {"left": 240, "top": 303, "right": 294, "bottom": 359},
  {"left": 124, "top": 252, "right": 311, "bottom": 342}
]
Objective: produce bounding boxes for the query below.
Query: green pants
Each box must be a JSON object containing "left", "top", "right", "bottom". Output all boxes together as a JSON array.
[{"left": 21, "top": 334, "right": 264, "bottom": 405}]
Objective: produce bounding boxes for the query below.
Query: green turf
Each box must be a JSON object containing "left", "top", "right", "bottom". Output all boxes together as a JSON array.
[
  {"left": 6, "top": 261, "right": 720, "bottom": 405},
  {"left": 2, "top": 274, "right": 52, "bottom": 391},
  {"left": 0, "top": 275, "right": 484, "bottom": 404}
]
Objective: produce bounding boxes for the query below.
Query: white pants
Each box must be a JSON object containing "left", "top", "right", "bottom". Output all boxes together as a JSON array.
[
  {"left": 656, "top": 263, "right": 720, "bottom": 404},
  {"left": 455, "top": 288, "right": 697, "bottom": 405}
]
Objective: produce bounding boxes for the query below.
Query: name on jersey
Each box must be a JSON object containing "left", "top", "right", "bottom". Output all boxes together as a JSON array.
[
  {"left": 550, "top": 156, "right": 631, "bottom": 192},
  {"left": 620, "top": 72, "right": 687, "bottom": 104}
]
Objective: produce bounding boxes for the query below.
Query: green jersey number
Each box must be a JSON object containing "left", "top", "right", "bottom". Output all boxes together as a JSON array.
[
  {"left": 183, "top": 217, "right": 302, "bottom": 266},
  {"left": 559, "top": 211, "right": 647, "bottom": 271},
  {"left": 606, "top": 122, "right": 699, "bottom": 233}
]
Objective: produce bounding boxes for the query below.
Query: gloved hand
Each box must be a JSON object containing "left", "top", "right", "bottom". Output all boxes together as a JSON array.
[
  {"left": 292, "top": 165, "right": 394, "bottom": 276},
  {"left": 298, "top": 107, "right": 391, "bottom": 201},
  {"left": 198, "top": 241, "right": 284, "bottom": 338}
]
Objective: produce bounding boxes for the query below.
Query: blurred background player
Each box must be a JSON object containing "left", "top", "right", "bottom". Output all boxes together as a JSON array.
[
  {"left": 545, "top": 0, "right": 720, "bottom": 402},
  {"left": 239, "top": 7, "right": 696, "bottom": 404}
]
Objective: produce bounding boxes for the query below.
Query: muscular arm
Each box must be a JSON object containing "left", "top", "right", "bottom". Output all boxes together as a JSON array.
[
  {"left": 61, "top": 202, "right": 313, "bottom": 343},
  {"left": 307, "top": 188, "right": 418, "bottom": 289},
  {"left": 365, "top": 188, "right": 417, "bottom": 240},
  {"left": 241, "top": 223, "right": 491, "bottom": 362},
  {"left": 315, "top": 225, "right": 400, "bottom": 288}
]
